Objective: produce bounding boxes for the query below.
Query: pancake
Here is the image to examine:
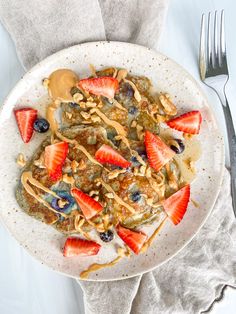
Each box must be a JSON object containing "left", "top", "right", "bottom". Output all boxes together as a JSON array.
[{"left": 16, "top": 123, "right": 182, "bottom": 235}]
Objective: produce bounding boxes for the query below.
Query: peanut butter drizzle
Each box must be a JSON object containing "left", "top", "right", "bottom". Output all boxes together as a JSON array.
[
  {"left": 191, "top": 199, "right": 200, "bottom": 208},
  {"left": 123, "top": 79, "right": 142, "bottom": 102},
  {"left": 55, "top": 131, "right": 107, "bottom": 170},
  {"left": 90, "top": 108, "right": 127, "bottom": 137},
  {"left": 99, "top": 179, "right": 135, "bottom": 213},
  {"left": 141, "top": 215, "right": 168, "bottom": 253},
  {"left": 113, "top": 99, "right": 128, "bottom": 112},
  {"left": 80, "top": 256, "right": 122, "bottom": 279},
  {"left": 21, "top": 171, "right": 68, "bottom": 218},
  {"left": 46, "top": 101, "right": 60, "bottom": 134},
  {"left": 47, "top": 69, "right": 78, "bottom": 102}
]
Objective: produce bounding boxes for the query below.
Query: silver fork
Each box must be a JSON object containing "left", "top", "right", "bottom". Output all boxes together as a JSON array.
[{"left": 199, "top": 10, "right": 236, "bottom": 216}]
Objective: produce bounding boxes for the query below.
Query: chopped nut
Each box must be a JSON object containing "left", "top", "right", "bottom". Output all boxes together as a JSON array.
[
  {"left": 65, "top": 112, "right": 72, "bottom": 119},
  {"left": 71, "top": 160, "right": 79, "bottom": 173},
  {"left": 90, "top": 115, "right": 101, "bottom": 123},
  {"left": 63, "top": 159, "right": 72, "bottom": 173},
  {"left": 17, "top": 153, "right": 26, "bottom": 167},
  {"left": 42, "top": 78, "right": 49, "bottom": 89},
  {"left": 34, "top": 152, "right": 45, "bottom": 168},
  {"left": 159, "top": 93, "right": 177, "bottom": 115},
  {"left": 80, "top": 111, "right": 91, "bottom": 120},
  {"left": 86, "top": 101, "right": 97, "bottom": 108},
  {"left": 97, "top": 102, "right": 104, "bottom": 108},
  {"left": 145, "top": 167, "right": 152, "bottom": 178},
  {"left": 58, "top": 199, "right": 69, "bottom": 208},
  {"left": 107, "top": 169, "right": 126, "bottom": 180},
  {"left": 62, "top": 174, "right": 75, "bottom": 185},
  {"left": 146, "top": 198, "right": 154, "bottom": 206},
  {"left": 139, "top": 165, "right": 146, "bottom": 175},
  {"left": 73, "top": 92, "right": 83, "bottom": 102},
  {"left": 112, "top": 68, "right": 118, "bottom": 78},
  {"left": 89, "top": 190, "right": 99, "bottom": 197},
  {"left": 105, "top": 192, "right": 114, "bottom": 199},
  {"left": 133, "top": 167, "right": 139, "bottom": 176},
  {"left": 116, "top": 69, "right": 128, "bottom": 82},
  {"left": 96, "top": 181, "right": 101, "bottom": 187},
  {"left": 136, "top": 124, "right": 144, "bottom": 140},
  {"left": 131, "top": 120, "right": 137, "bottom": 128},
  {"left": 79, "top": 101, "right": 86, "bottom": 109},
  {"left": 78, "top": 159, "right": 86, "bottom": 170}
]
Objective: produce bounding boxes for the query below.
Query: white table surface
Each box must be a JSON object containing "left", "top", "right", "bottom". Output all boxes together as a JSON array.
[{"left": 0, "top": 0, "right": 235, "bottom": 313}]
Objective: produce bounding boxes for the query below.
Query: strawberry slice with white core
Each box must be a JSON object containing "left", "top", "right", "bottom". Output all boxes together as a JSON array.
[
  {"left": 14, "top": 108, "right": 37, "bottom": 143},
  {"left": 116, "top": 224, "right": 147, "bottom": 254},
  {"left": 44, "top": 141, "right": 69, "bottom": 181},
  {"left": 144, "top": 131, "right": 175, "bottom": 172},
  {"left": 162, "top": 185, "right": 190, "bottom": 225},
  {"left": 71, "top": 188, "right": 103, "bottom": 220},
  {"left": 95, "top": 144, "right": 131, "bottom": 168},
  {"left": 78, "top": 77, "right": 119, "bottom": 99},
  {"left": 166, "top": 111, "right": 202, "bottom": 134},
  {"left": 63, "top": 237, "right": 101, "bottom": 257}
]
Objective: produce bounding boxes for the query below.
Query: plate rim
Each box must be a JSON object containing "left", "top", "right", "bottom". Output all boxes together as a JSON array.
[{"left": 0, "top": 41, "right": 225, "bottom": 281}]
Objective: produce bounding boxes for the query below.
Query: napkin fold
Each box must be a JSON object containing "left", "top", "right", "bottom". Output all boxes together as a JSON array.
[
  {"left": 0, "top": 1, "right": 235, "bottom": 314},
  {"left": 80, "top": 170, "right": 236, "bottom": 314}
]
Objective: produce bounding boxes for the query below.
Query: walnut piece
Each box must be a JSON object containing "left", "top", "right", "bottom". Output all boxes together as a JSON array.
[
  {"left": 16, "top": 153, "right": 26, "bottom": 167},
  {"left": 159, "top": 93, "right": 177, "bottom": 115}
]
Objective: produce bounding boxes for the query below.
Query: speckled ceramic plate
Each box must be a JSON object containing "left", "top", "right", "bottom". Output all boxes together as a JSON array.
[{"left": 0, "top": 42, "right": 224, "bottom": 281}]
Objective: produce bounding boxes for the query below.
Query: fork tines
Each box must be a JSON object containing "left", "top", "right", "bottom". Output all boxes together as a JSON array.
[{"left": 199, "top": 10, "right": 228, "bottom": 80}]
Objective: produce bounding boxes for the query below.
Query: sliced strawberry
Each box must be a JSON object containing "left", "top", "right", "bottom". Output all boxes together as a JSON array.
[
  {"left": 78, "top": 77, "right": 119, "bottom": 99},
  {"left": 71, "top": 188, "right": 103, "bottom": 220},
  {"left": 44, "top": 141, "right": 68, "bottom": 181},
  {"left": 63, "top": 237, "right": 101, "bottom": 257},
  {"left": 144, "top": 131, "right": 175, "bottom": 172},
  {"left": 14, "top": 108, "right": 37, "bottom": 143},
  {"left": 166, "top": 110, "right": 202, "bottom": 134},
  {"left": 116, "top": 224, "right": 147, "bottom": 254},
  {"left": 95, "top": 144, "right": 131, "bottom": 168},
  {"left": 162, "top": 185, "right": 190, "bottom": 225}
]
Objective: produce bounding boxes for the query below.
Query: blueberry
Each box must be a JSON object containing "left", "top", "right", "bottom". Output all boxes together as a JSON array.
[
  {"left": 137, "top": 149, "right": 147, "bottom": 160},
  {"left": 69, "top": 102, "right": 79, "bottom": 108},
  {"left": 130, "top": 191, "right": 141, "bottom": 202},
  {"left": 51, "top": 191, "right": 75, "bottom": 214},
  {"left": 121, "top": 83, "right": 134, "bottom": 98},
  {"left": 33, "top": 118, "right": 50, "bottom": 133},
  {"left": 170, "top": 139, "right": 185, "bottom": 154},
  {"left": 131, "top": 156, "right": 138, "bottom": 163},
  {"left": 128, "top": 106, "right": 138, "bottom": 115},
  {"left": 99, "top": 230, "right": 114, "bottom": 242}
]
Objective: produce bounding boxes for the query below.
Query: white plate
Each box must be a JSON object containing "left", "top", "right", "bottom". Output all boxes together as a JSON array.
[{"left": 0, "top": 42, "right": 224, "bottom": 281}]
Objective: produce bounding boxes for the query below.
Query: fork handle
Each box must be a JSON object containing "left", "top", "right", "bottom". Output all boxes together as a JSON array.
[{"left": 222, "top": 97, "right": 236, "bottom": 216}]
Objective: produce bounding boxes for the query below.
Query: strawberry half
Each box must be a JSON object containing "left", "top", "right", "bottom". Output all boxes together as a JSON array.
[
  {"left": 144, "top": 131, "right": 175, "bottom": 172},
  {"left": 78, "top": 77, "right": 119, "bottom": 99},
  {"left": 116, "top": 224, "right": 147, "bottom": 254},
  {"left": 95, "top": 144, "right": 131, "bottom": 168},
  {"left": 14, "top": 108, "right": 37, "bottom": 143},
  {"left": 44, "top": 141, "right": 69, "bottom": 181},
  {"left": 63, "top": 237, "right": 101, "bottom": 257},
  {"left": 166, "top": 110, "right": 202, "bottom": 134},
  {"left": 162, "top": 185, "right": 190, "bottom": 225},
  {"left": 71, "top": 188, "right": 103, "bottom": 220}
]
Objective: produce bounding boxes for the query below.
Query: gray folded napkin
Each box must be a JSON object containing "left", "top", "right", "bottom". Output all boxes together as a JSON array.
[{"left": 0, "top": 1, "right": 235, "bottom": 314}]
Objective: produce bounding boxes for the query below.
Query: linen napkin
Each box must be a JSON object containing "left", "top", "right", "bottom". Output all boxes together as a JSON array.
[{"left": 0, "top": 1, "right": 235, "bottom": 314}]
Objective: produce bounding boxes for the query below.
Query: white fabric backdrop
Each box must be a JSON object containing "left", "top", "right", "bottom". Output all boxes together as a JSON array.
[{"left": 0, "top": 0, "right": 236, "bottom": 313}]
